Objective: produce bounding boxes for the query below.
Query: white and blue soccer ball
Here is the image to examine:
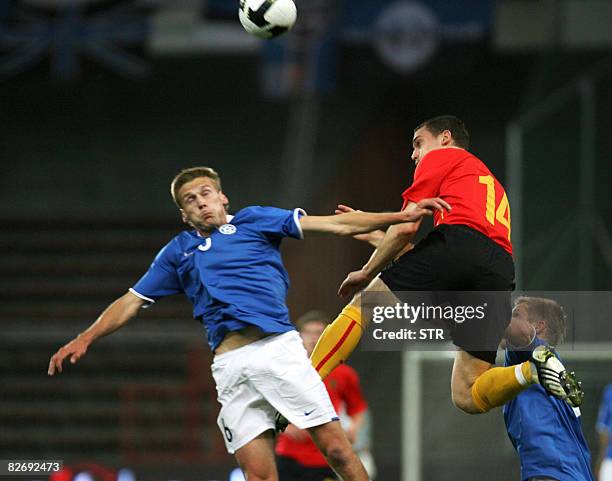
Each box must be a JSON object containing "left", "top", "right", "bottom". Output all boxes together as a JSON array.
[{"left": 238, "top": 0, "right": 297, "bottom": 39}]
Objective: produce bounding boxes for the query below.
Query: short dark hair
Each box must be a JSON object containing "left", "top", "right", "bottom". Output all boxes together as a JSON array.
[
  {"left": 514, "top": 297, "right": 567, "bottom": 346},
  {"left": 295, "top": 310, "right": 332, "bottom": 331},
  {"left": 415, "top": 115, "right": 470, "bottom": 149},
  {"left": 170, "top": 167, "right": 223, "bottom": 208}
]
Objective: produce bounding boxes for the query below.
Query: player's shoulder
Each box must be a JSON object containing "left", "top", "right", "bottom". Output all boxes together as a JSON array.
[
  {"left": 174, "top": 229, "right": 201, "bottom": 246},
  {"left": 604, "top": 383, "right": 612, "bottom": 400},
  {"left": 233, "top": 205, "right": 282, "bottom": 221},
  {"left": 424, "top": 147, "right": 472, "bottom": 162},
  {"left": 233, "top": 206, "right": 300, "bottom": 227},
  {"left": 449, "top": 148, "right": 486, "bottom": 169},
  {"left": 157, "top": 230, "right": 200, "bottom": 258},
  {"left": 445, "top": 148, "right": 495, "bottom": 177},
  {"left": 416, "top": 147, "right": 472, "bottom": 175}
]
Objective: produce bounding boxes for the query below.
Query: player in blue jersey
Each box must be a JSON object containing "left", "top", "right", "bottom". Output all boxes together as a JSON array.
[
  {"left": 48, "top": 166, "right": 449, "bottom": 481},
  {"left": 596, "top": 384, "right": 612, "bottom": 481},
  {"left": 504, "top": 296, "right": 594, "bottom": 481}
]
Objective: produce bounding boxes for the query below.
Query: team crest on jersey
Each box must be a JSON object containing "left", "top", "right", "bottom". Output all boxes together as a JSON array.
[{"left": 219, "top": 224, "right": 237, "bottom": 235}]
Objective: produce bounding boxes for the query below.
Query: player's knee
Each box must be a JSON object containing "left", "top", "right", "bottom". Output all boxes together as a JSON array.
[
  {"left": 240, "top": 465, "right": 278, "bottom": 481},
  {"left": 238, "top": 457, "right": 278, "bottom": 481},
  {"left": 451, "top": 386, "right": 483, "bottom": 415}
]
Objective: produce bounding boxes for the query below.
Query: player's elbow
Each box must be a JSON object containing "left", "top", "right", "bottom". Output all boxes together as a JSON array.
[{"left": 451, "top": 389, "right": 486, "bottom": 415}]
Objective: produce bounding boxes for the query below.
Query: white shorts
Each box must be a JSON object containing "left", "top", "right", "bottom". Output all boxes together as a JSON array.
[
  {"left": 211, "top": 330, "right": 338, "bottom": 454},
  {"left": 601, "top": 458, "right": 612, "bottom": 481}
]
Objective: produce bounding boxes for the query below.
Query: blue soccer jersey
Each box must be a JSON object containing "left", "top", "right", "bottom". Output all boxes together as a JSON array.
[
  {"left": 503, "top": 338, "right": 594, "bottom": 481},
  {"left": 597, "top": 384, "right": 612, "bottom": 459},
  {"left": 130, "top": 206, "right": 305, "bottom": 350}
]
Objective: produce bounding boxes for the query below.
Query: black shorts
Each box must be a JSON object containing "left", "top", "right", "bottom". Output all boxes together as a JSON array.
[
  {"left": 380, "top": 224, "right": 515, "bottom": 364},
  {"left": 277, "top": 455, "right": 337, "bottom": 481}
]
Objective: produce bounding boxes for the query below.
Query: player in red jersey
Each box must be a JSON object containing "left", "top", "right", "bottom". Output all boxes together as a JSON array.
[
  {"left": 276, "top": 311, "right": 369, "bottom": 481},
  {"left": 303, "top": 115, "right": 582, "bottom": 417}
]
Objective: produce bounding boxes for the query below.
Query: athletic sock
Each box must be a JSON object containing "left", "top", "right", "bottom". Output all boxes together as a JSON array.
[
  {"left": 310, "top": 305, "right": 363, "bottom": 380},
  {"left": 470, "top": 361, "right": 534, "bottom": 413}
]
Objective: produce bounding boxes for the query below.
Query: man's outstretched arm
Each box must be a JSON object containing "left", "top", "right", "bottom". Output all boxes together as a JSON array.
[
  {"left": 338, "top": 201, "right": 423, "bottom": 298},
  {"left": 334, "top": 204, "right": 387, "bottom": 248},
  {"left": 48, "top": 291, "right": 145, "bottom": 375},
  {"left": 299, "top": 198, "right": 450, "bottom": 236},
  {"left": 308, "top": 201, "right": 434, "bottom": 381}
]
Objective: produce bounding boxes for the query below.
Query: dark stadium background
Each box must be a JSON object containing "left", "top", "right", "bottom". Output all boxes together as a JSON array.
[{"left": 1, "top": 1, "right": 611, "bottom": 480}]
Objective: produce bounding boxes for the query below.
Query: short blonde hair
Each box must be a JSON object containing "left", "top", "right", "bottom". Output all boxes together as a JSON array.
[
  {"left": 170, "top": 167, "right": 223, "bottom": 208},
  {"left": 514, "top": 296, "right": 567, "bottom": 346}
]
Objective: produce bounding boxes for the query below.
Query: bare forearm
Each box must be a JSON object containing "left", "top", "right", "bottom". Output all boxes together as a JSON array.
[
  {"left": 336, "top": 203, "right": 430, "bottom": 297},
  {"left": 79, "top": 292, "right": 142, "bottom": 344},
  {"left": 301, "top": 197, "right": 449, "bottom": 236},
  {"left": 48, "top": 291, "right": 144, "bottom": 375},
  {"left": 362, "top": 224, "right": 417, "bottom": 277},
  {"left": 301, "top": 211, "right": 406, "bottom": 236},
  {"left": 363, "top": 230, "right": 386, "bottom": 248},
  {"left": 337, "top": 211, "right": 407, "bottom": 235}
]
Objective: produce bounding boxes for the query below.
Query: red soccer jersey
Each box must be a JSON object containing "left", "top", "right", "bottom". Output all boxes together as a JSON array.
[
  {"left": 275, "top": 363, "right": 368, "bottom": 467},
  {"left": 402, "top": 148, "right": 513, "bottom": 255}
]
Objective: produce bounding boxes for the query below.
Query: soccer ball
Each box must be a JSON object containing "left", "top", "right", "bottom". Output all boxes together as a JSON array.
[{"left": 238, "top": 0, "right": 297, "bottom": 39}]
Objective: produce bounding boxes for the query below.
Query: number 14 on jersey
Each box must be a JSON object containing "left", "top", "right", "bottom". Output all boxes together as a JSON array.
[{"left": 479, "top": 175, "right": 511, "bottom": 241}]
